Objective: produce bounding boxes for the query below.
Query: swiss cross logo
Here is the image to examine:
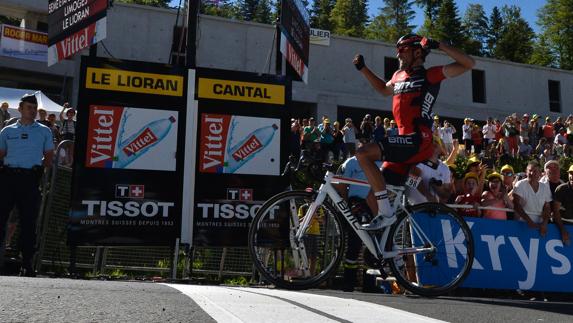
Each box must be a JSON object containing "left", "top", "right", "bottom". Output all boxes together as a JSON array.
[
  {"left": 227, "top": 188, "right": 253, "bottom": 201},
  {"left": 115, "top": 184, "right": 145, "bottom": 199},
  {"left": 239, "top": 189, "right": 253, "bottom": 201}
]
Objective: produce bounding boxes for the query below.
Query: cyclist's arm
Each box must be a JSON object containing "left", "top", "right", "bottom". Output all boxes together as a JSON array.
[
  {"left": 359, "top": 66, "right": 394, "bottom": 96},
  {"left": 440, "top": 42, "right": 475, "bottom": 78}
]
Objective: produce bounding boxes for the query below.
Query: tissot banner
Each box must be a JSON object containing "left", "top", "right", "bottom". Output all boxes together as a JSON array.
[
  {"left": 412, "top": 213, "right": 573, "bottom": 292},
  {"left": 69, "top": 57, "right": 186, "bottom": 245},
  {"left": 192, "top": 68, "right": 290, "bottom": 247}
]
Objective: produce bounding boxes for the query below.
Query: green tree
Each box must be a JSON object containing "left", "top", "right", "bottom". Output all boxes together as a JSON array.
[
  {"left": 432, "top": 0, "right": 466, "bottom": 47},
  {"left": 254, "top": 0, "right": 273, "bottom": 24},
  {"left": 414, "top": 0, "right": 441, "bottom": 35},
  {"left": 529, "top": 35, "right": 558, "bottom": 68},
  {"left": 330, "top": 0, "right": 369, "bottom": 37},
  {"left": 537, "top": 0, "right": 573, "bottom": 70},
  {"left": 366, "top": 0, "right": 415, "bottom": 42},
  {"left": 311, "top": 0, "right": 336, "bottom": 30},
  {"left": 117, "top": 0, "right": 171, "bottom": 7},
  {"left": 200, "top": 0, "right": 236, "bottom": 19},
  {"left": 485, "top": 6, "right": 503, "bottom": 57},
  {"left": 462, "top": 3, "right": 488, "bottom": 56},
  {"left": 494, "top": 5, "right": 535, "bottom": 63},
  {"left": 236, "top": 0, "right": 259, "bottom": 21}
]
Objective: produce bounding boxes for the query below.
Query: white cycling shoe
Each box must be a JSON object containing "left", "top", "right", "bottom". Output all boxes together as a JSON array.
[{"left": 361, "top": 214, "right": 396, "bottom": 231}]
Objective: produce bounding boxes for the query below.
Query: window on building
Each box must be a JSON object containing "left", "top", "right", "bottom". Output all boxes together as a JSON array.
[
  {"left": 384, "top": 57, "right": 399, "bottom": 80},
  {"left": 548, "top": 80, "right": 561, "bottom": 113},
  {"left": 471, "top": 69, "right": 486, "bottom": 103}
]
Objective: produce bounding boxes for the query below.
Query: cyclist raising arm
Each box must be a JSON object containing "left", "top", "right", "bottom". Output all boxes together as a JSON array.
[{"left": 353, "top": 34, "right": 475, "bottom": 230}]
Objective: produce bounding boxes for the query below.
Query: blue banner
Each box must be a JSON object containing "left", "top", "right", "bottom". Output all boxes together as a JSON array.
[{"left": 412, "top": 213, "right": 573, "bottom": 292}]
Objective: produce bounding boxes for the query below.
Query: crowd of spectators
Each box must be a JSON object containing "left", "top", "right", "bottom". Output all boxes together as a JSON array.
[{"left": 290, "top": 112, "right": 573, "bottom": 245}]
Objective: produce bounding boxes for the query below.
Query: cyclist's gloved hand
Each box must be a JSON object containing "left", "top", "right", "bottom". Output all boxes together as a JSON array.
[
  {"left": 353, "top": 54, "right": 365, "bottom": 71},
  {"left": 421, "top": 37, "right": 440, "bottom": 50}
]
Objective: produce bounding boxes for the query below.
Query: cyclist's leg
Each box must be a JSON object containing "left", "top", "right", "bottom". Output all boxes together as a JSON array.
[{"left": 355, "top": 142, "right": 394, "bottom": 228}]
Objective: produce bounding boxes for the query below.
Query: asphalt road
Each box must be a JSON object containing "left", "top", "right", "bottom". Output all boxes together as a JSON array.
[{"left": 1, "top": 276, "right": 572, "bottom": 322}]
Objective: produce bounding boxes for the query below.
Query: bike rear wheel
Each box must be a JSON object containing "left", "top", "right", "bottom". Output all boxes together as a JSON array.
[
  {"left": 387, "top": 203, "right": 474, "bottom": 297},
  {"left": 248, "top": 190, "right": 346, "bottom": 290}
]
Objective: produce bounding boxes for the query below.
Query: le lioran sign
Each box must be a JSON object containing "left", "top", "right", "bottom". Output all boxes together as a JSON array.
[
  {"left": 197, "top": 78, "right": 285, "bottom": 105},
  {"left": 85, "top": 67, "right": 184, "bottom": 96}
]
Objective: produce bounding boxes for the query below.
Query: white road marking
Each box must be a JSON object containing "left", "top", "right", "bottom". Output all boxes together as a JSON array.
[{"left": 165, "top": 284, "right": 448, "bottom": 323}]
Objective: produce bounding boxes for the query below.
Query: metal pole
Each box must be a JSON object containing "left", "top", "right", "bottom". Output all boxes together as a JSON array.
[
  {"left": 172, "top": 238, "right": 180, "bottom": 279},
  {"left": 186, "top": 0, "right": 199, "bottom": 68}
]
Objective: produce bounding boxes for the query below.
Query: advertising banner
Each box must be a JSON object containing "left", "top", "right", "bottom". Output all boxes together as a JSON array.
[
  {"left": 0, "top": 25, "right": 48, "bottom": 62},
  {"left": 280, "top": 32, "right": 308, "bottom": 84},
  {"left": 198, "top": 114, "right": 280, "bottom": 175},
  {"left": 48, "top": 0, "right": 108, "bottom": 66},
  {"left": 70, "top": 57, "right": 186, "bottom": 245},
  {"left": 279, "top": 0, "right": 310, "bottom": 83},
  {"left": 191, "top": 68, "right": 290, "bottom": 247},
  {"left": 412, "top": 213, "right": 573, "bottom": 292},
  {"left": 310, "top": 28, "right": 330, "bottom": 46}
]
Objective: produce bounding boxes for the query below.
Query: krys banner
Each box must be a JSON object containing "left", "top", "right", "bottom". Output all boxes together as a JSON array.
[
  {"left": 70, "top": 57, "right": 186, "bottom": 245},
  {"left": 411, "top": 213, "right": 573, "bottom": 293}
]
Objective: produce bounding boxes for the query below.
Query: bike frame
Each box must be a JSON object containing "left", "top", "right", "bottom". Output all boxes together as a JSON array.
[{"left": 294, "top": 171, "right": 435, "bottom": 261}]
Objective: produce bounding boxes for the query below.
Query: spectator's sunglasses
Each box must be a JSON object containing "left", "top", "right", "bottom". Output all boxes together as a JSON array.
[{"left": 502, "top": 172, "right": 514, "bottom": 177}]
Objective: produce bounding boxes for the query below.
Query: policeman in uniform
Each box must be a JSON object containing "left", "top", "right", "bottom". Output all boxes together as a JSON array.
[{"left": 0, "top": 94, "right": 54, "bottom": 276}]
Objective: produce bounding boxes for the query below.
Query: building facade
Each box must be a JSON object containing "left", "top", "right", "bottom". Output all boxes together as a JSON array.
[{"left": 1, "top": 2, "right": 571, "bottom": 124}]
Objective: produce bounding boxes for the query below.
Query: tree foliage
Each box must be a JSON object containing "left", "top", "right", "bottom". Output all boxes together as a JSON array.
[
  {"left": 462, "top": 3, "right": 488, "bottom": 56},
  {"left": 537, "top": 0, "right": 573, "bottom": 70},
  {"left": 330, "top": 0, "right": 369, "bottom": 38},
  {"left": 493, "top": 5, "right": 535, "bottom": 63},
  {"left": 366, "top": 0, "right": 415, "bottom": 42},
  {"left": 414, "top": 0, "right": 441, "bottom": 36},
  {"left": 432, "top": 0, "right": 466, "bottom": 47},
  {"left": 200, "top": 0, "right": 236, "bottom": 19},
  {"left": 311, "top": 0, "right": 336, "bottom": 30},
  {"left": 117, "top": 0, "right": 171, "bottom": 7}
]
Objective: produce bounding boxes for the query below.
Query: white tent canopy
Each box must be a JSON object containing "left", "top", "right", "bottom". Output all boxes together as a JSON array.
[{"left": 0, "top": 86, "right": 64, "bottom": 118}]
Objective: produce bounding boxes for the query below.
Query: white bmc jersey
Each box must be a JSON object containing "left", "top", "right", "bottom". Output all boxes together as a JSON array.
[{"left": 407, "top": 160, "right": 451, "bottom": 205}]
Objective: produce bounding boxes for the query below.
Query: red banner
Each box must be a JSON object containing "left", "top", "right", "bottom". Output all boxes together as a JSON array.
[
  {"left": 199, "top": 114, "right": 232, "bottom": 173},
  {"left": 85, "top": 105, "right": 123, "bottom": 168}
]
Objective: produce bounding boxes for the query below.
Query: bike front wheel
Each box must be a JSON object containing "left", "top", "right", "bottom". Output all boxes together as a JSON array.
[
  {"left": 248, "top": 190, "right": 346, "bottom": 290},
  {"left": 387, "top": 203, "right": 474, "bottom": 297}
]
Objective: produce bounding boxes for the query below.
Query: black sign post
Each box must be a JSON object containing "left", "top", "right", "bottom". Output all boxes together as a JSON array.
[
  {"left": 69, "top": 57, "right": 187, "bottom": 246},
  {"left": 191, "top": 68, "right": 290, "bottom": 247}
]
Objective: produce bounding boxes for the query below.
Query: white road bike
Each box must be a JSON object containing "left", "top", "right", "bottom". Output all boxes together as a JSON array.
[{"left": 248, "top": 169, "right": 474, "bottom": 296}]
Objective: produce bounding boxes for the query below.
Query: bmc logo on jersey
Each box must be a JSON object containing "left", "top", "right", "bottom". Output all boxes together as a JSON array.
[
  {"left": 388, "top": 136, "right": 414, "bottom": 145},
  {"left": 393, "top": 78, "right": 423, "bottom": 93}
]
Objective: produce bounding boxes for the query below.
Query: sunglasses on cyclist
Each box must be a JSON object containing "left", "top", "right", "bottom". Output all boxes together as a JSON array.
[
  {"left": 397, "top": 46, "right": 412, "bottom": 54},
  {"left": 502, "top": 172, "right": 513, "bottom": 177}
]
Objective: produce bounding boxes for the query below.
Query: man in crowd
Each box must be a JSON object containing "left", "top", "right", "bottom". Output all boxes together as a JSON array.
[
  {"left": 540, "top": 160, "right": 570, "bottom": 244},
  {"left": 342, "top": 118, "right": 357, "bottom": 157},
  {"left": 482, "top": 117, "right": 496, "bottom": 156},
  {"left": 439, "top": 120, "right": 456, "bottom": 155},
  {"left": 0, "top": 102, "right": 10, "bottom": 128},
  {"left": 353, "top": 34, "right": 474, "bottom": 229},
  {"left": 512, "top": 161, "right": 551, "bottom": 236},
  {"left": 335, "top": 147, "right": 382, "bottom": 292},
  {"left": 501, "top": 164, "right": 515, "bottom": 192},
  {"left": 0, "top": 94, "right": 54, "bottom": 276},
  {"left": 553, "top": 165, "right": 573, "bottom": 244}
]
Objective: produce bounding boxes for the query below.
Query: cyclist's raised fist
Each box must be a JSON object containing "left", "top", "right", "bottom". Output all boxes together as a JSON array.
[
  {"left": 421, "top": 37, "right": 440, "bottom": 50},
  {"left": 353, "top": 54, "right": 365, "bottom": 71}
]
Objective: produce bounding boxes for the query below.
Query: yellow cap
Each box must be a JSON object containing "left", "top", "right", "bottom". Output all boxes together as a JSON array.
[
  {"left": 467, "top": 156, "right": 480, "bottom": 165},
  {"left": 501, "top": 164, "right": 514, "bottom": 173},
  {"left": 464, "top": 172, "right": 479, "bottom": 182},
  {"left": 434, "top": 115, "right": 439, "bottom": 120},
  {"left": 324, "top": 118, "right": 330, "bottom": 124},
  {"left": 390, "top": 119, "right": 396, "bottom": 124},
  {"left": 487, "top": 172, "right": 503, "bottom": 181},
  {"left": 568, "top": 165, "right": 573, "bottom": 173}
]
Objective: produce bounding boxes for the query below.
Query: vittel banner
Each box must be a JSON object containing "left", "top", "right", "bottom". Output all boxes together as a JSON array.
[
  {"left": 190, "top": 68, "right": 290, "bottom": 247},
  {"left": 86, "top": 105, "right": 178, "bottom": 171},
  {"left": 199, "top": 114, "right": 280, "bottom": 175},
  {"left": 70, "top": 57, "right": 186, "bottom": 245}
]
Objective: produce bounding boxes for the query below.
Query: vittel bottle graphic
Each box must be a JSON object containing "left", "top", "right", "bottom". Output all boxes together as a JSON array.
[
  {"left": 224, "top": 124, "right": 278, "bottom": 173},
  {"left": 113, "top": 116, "right": 176, "bottom": 168}
]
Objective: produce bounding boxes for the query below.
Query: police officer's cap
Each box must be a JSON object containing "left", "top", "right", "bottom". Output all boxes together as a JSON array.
[{"left": 20, "top": 93, "right": 38, "bottom": 105}]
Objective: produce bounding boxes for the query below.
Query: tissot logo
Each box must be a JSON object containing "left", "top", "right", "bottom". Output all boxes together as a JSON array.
[
  {"left": 116, "top": 184, "right": 145, "bottom": 199},
  {"left": 227, "top": 188, "right": 254, "bottom": 201}
]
